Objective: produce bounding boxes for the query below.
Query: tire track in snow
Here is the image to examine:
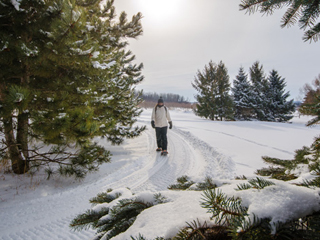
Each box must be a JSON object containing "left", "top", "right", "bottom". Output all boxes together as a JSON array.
[
  {"left": 104, "top": 126, "right": 205, "bottom": 191},
  {"left": 173, "top": 127, "right": 236, "bottom": 179},
  {"left": 133, "top": 127, "right": 200, "bottom": 191},
  {"left": 0, "top": 216, "right": 94, "bottom": 240}
]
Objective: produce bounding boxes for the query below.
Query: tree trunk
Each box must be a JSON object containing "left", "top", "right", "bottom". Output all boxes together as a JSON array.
[
  {"left": 17, "top": 112, "right": 29, "bottom": 161},
  {"left": 4, "top": 116, "right": 29, "bottom": 174}
]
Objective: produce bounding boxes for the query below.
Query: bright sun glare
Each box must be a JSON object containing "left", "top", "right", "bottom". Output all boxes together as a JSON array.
[{"left": 137, "top": 0, "right": 182, "bottom": 23}]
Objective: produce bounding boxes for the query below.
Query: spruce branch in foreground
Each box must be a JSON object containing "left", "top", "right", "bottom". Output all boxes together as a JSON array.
[
  {"left": 184, "top": 187, "right": 266, "bottom": 239},
  {"left": 256, "top": 134, "right": 320, "bottom": 185},
  {"left": 195, "top": 176, "right": 218, "bottom": 190},
  {"left": 131, "top": 234, "right": 165, "bottom": 240},
  {"left": 174, "top": 219, "right": 229, "bottom": 240},
  {"left": 201, "top": 188, "right": 247, "bottom": 226},
  {"left": 236, "top": 177, "right": 275, "bottom": 191},
  {"left": 70, "top": 189, "right": 167, "bottom": 240},
  {"left": 168, "top": 176, "right": 218, "bottom": 191},
  {"left": 168, "top": 175, "right": 195, "bottom": 190},
  {"left": 239, "top": 0, "right": 320, "bottom": 42},
  {"left": 73, "top": 175, "right": 320, "bottom": 239},
  {"left": 199, "top": 181, "right": 320, "bottom": 239}
]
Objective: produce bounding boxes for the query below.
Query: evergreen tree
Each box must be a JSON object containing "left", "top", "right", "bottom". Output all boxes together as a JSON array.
[
  {"left": 192, "top": 61, "right": 233, "bottom": 121},
  {"left": 192, "top": 61, "right": 218, "bottom": 120},
  {"left": 0, "top": 0, "right": 145, "bottom": 177},
  {"left": 264, "top": 70, "right": 295, "bottom": 122},
  {"left": 249, "top": 61, "right": 268, "bottom": 121},
  {"left": 232, "top": 67, "right": 254, "bottom": 120},
  {"left": 240, "top": 0, "right": 320, "bottom": 42},
  {"left": 216, "top": 61, "right": 234, "bottom": 121}
]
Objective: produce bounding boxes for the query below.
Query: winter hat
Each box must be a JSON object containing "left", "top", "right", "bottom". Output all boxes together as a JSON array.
[{"left": 158, "top": 97, "right": 164, "bottom": 104}]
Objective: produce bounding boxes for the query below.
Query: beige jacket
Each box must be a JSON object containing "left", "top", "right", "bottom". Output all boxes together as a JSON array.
[{"left": 151, "top": 106, "right": 172, "bottom": 128}]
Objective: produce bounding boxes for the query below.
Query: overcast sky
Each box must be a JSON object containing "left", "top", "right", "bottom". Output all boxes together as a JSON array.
[{"left": 113, "top": 0, "right": 320, "bottom": 102}]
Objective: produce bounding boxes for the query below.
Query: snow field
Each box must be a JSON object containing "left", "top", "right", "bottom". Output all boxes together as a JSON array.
[{"left": 0, "top": 109, "right": 319, "bottom": 239}]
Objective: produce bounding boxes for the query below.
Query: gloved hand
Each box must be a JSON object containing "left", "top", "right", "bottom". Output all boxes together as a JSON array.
[
  {"left": 151, "top": 120, "right": 155, "bottom": 128},
  {"left": 169, "top": 121, "right": 172, "bottom": 129}
]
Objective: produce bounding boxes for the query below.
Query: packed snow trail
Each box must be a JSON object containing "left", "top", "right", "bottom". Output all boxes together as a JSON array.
[
  {"left": 96, "top": 126, "right": 209, "bottom": 192},
  {"left": 0, "top": 115, "right": 231, "bottom": 240}
]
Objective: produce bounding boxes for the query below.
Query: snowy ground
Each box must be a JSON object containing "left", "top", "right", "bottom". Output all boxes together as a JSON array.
[{"left": 0, "top": 109, "right": 319, "bottom": 239}]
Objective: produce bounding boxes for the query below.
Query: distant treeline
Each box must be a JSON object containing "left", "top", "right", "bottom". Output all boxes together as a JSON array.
[
  {"left": 141, "top": 92, "right": 190, "bottom": 103},
  {"left": 138, "top": 92, "right": 193, "bottom": 108}
]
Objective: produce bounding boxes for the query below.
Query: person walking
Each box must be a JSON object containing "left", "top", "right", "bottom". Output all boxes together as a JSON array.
[{"left": 151, "top": 97, "right": 172, "bottom": 156}]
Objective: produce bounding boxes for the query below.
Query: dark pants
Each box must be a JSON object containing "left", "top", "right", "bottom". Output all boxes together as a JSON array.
[{"left": 155, "top": 127, "right": 168, "bottom": 151}]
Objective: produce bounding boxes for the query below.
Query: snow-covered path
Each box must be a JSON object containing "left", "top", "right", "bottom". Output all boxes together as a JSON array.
[
  {"left": 0, "top": 111, "right": 227, "bottom": 240},
  {"left": 94, "top": 125, "right": 208, "bottom": 192},
  {"left": 0, "top": 109, "right": 318, "bottom": 239}
]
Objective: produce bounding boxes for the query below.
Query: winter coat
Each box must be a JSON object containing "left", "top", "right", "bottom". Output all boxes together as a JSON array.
[{"left": 151, "top": 106, "right": 172, "bottom": 128}]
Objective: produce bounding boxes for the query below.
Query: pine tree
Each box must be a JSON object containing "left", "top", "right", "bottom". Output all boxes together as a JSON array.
[
  {"left": 192, "top": 61, "right": 217, "bottom": 120},
  {"left": 264, "top": 70, "right": 295, "bottom": 122},
  {"left": 192, "top": 61, "right": 233, "bottom": 121},
  {"left": 0, "top": 0, "right": 145, "bottom": 177},
  {"left": 232, "top": 67, "right": 254, "bottom": 120},
  {"left": 240, "top": 0, "right": 320, "bottom": 42},
  {"left": 216, "top": 61, "right": 234, "bottom": 121},
  {"left": 249, "top": 61, "right": 268, "bottom": 121}
]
